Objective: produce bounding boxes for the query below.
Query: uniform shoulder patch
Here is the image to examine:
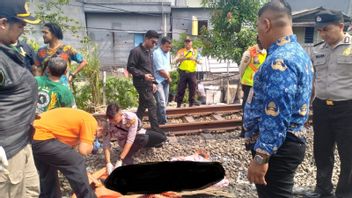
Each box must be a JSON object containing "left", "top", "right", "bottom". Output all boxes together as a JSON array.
[
  {"left": 313, "top": 41, "right": 324, "bottom": 47},
  {"left": 124, "top": 118, "right": 136, "bottom": 128}
]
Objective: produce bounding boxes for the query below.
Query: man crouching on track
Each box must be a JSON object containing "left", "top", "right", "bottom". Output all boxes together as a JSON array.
[
  {"left": 243, "top": 0, "right": 313, "bottom": 197},
  {"left": 32, "top": 108, "right": 104, "bottom": 198},
  {"left": 103, "top": 103, "right": 167, "bottom": 174}
]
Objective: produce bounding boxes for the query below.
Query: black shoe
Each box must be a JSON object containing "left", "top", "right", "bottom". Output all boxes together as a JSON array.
[
  {"left": 154, "top": 143, "right": 163, "bottom": 148},
  {"left": 152, "top": 127, "right": 165, "bottom": 134},
  {"left": 190, "top": 100, "right": 200, "bottom": 107},
  {"left": 304, "top": 190, "right": 335, "bottom": 198}
]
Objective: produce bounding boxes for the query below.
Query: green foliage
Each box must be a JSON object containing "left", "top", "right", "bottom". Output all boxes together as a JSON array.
[
  {"left": 34, "top": 0, "right": 81, "bottom": 38},
  {"left": 105, "top": 77, "right": 139, "bottom": 109},
  {"left": 169, "top": 70, "right": 179, "bottom": 95},
  {"left": 74, "top": 83, "right": 95, "bottom": 112},
  {"left": 73, "top": 39, "right": 103, "bottom": 112},
  {"left": 168, "top": 70, "right": 189, "bottom": 103},
  {"left": 201, "top": 0, "right": 263, "bottom": 62},
  {"left": 73, "top": 39, "right": 139, "bottom": 111},
  {"left": 171, "top": 33, "right": 204, "bottom": 55},
  {"left": 24, "top": 37, "right": 40, "bottom": 52}
]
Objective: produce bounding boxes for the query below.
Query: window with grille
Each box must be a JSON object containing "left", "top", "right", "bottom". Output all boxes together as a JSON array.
[{"left": 304, "top": 27, "right": 314, "bottom": 43}]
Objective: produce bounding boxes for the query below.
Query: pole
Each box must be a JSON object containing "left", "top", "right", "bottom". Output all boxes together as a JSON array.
[
  {"left": 226, "top": 61, "right": 230, "bottom": 104},
  {"left": 103, "top": 71, "right": 106, "bottom": 106}
]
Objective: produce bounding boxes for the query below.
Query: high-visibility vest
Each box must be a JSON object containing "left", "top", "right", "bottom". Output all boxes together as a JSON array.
[
  {"left": 240, "top": 47, "right": 266, "bottom": 86},
  {"left": 178, "top": 48, "right": 198, "bottom": 72}
]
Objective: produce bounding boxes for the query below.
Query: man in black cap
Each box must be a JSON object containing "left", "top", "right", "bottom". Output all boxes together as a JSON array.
[
  {"left": 306, "top": 9, "right": 352, "bottom": 198},
  {"left": 174, "top": 36, "right": 201, "bottom": 108},
  {"left": 0, "top": 0, "right": 40, "bottom": 197}
]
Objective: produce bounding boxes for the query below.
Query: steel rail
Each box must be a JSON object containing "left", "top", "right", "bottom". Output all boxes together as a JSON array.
[
  {"left": 163, "top": 104, "right": 241, "bottom": 117},
  {"left": 147, "top": 118, "right": 242, "bottom": 135},
  {"left": 93, "top": 104, "right": 242, "bottom": 119}
]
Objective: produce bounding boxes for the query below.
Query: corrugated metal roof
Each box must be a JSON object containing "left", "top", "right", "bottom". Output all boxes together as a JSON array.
[
  {"left": 174, "top": 0, "right": 203, "bottom": 8},
  {"left": 289, "top": 0, "right": 352, "bottom": 15}
]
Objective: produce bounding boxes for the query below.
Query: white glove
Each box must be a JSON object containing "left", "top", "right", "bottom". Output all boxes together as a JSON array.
[
  {"left": 0, "top": 146, "right": 8, "bottom": 172},
  {"left": 115, "top": 160, "right": 122, "bottom": 169},
  {"left": 106, "top": 162, "right": 114, "bottom": 175}
]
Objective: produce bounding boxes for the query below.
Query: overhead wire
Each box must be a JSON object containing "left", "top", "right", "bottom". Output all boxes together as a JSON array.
[{"left": 36, "top": 1, "right": 211, "bottom": 33}]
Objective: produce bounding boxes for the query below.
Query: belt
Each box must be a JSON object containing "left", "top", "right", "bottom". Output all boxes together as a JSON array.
[
  {"left": 178, "top": 69, "right": 195, "bottom": 73},
  {"left": 316, "top": 98, "right": 352, "bottom": 106}
]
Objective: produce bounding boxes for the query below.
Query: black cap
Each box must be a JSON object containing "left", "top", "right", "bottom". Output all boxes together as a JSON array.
[
  {"left": 315, "top": 9, "right": 343, "bottom": 28},
  {"left": 0, "top": 0, "right": 40, "bottom": 24}
]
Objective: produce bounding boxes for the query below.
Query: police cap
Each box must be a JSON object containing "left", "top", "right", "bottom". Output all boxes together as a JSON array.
[
  {"left": 315, "top": 9, "right": 344, "bottom": 29},
  {"left": 0, "top": 0, "right": 40, "bottom": 24}
]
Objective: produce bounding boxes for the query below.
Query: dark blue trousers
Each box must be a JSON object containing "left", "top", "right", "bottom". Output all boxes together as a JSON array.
[
  {"left": 32, "top": 139, "right": 96, "bottom": 198},
  {"left": 313, "top": 98, "right": 352, "bottom": 198}
]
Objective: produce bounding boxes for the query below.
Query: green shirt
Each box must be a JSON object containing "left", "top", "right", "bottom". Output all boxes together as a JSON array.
[{"left": 35, "top": 76, "right": 74, "bottom": 113}]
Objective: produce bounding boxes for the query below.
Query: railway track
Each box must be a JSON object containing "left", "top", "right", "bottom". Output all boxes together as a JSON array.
[
  {"left": 157, "top": 118, "right": 242, "bottom": 135},
  {"left": 161, "top": 104, "right": 241, "bottom": 117},
  {"left": 93, "top": 104, "right": 243, "bottom": 135},
  {"left": 146, "top": 104, "right": 242, "bottom": 135},
  {"left": 93, "top": 104, "right": 241, "bottom": 118}
]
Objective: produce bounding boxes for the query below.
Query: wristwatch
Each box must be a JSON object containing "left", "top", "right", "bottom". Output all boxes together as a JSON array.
[{"left": 254, "top": 154, "right": 269, "bottom": 165}]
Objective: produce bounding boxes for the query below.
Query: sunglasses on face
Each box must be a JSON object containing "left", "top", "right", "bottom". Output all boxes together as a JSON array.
[{"left": 150, "top": 39, "right": 158, "bottom": 45}]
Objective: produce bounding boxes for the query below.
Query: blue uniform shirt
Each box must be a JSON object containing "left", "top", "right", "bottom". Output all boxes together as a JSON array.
[
  {"left": 244, "top": 35, "right": 313, "bottom": 155},
  {"left": 153, "top": 47, "right": 171, "bottom": 84}
]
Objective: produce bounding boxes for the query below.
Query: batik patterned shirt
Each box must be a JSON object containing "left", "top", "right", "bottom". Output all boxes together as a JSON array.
[
  {"left": 243, "top": 34, "right": 313, "bottom": 155},
  {"left": 35, "top": 44, "right": 84, "bottom": 87},
  {"left": 35, "top": 44, "right": 84, "bottom": 69}
]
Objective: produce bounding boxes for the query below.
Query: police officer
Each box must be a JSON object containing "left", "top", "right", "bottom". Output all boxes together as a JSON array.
[
  {"left": 0, "top": 0, "right": 40, "bottom": 197},
  {"left": 306, "top": 9, "right": 352, "bottom": 198},
  {"left": 103, "top": 103, "right": 166, "bottom": 173},
  {"left": 11, "top": 39, "right": 36, "bottom": 74}
]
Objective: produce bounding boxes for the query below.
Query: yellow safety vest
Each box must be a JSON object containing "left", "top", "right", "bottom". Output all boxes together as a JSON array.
[
  {"left": 240, "top": 47, "right": 266, "bottom": 86},
  {"left": 178, "top": 48, "right": 198, "bottom": 72}
]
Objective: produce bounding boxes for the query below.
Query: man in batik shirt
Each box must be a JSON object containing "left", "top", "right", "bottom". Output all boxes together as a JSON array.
[
  {"left": 35, "top": 23, "right": 87, "bottom": 88},
  {"left": 243, "top": 1, "right": 313, "bottom": 197}
]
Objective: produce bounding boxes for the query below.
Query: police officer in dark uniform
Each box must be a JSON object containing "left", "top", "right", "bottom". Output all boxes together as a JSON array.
[
  {"left": 0, "top": 0, "right": 41, "bottom": 197},
  {"left": 306, "top": 9, "right": 352, "bottom": 198}
]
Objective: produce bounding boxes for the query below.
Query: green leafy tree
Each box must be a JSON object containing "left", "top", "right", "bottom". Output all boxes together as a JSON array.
[
  {"left": 201, "top": 0, "right": 265, "bottom": 62},
  {"left": 25, "top": 0, "right": 82, "bottom": 52},
  {"left": 34, "top": 0, "right": 81, "bottom": 37}
]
